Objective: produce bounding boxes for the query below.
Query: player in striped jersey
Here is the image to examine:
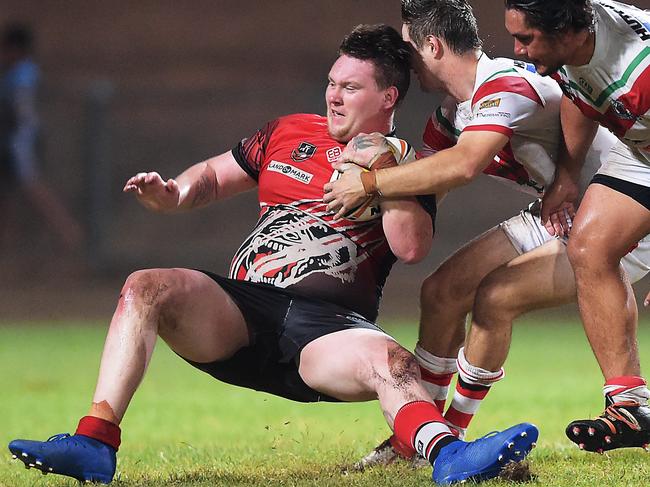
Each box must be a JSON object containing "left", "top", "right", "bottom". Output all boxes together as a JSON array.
[
  {"left": 505, "top": 0, "right": 650, "bottom": 454},
  {"left": 323, "top": 0, "right": 650, "bottom": 467}
]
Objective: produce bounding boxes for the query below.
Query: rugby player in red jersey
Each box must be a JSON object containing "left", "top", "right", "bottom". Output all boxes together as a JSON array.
[{"left": 7, "top": 24, "right": 537, "bottom": 485}]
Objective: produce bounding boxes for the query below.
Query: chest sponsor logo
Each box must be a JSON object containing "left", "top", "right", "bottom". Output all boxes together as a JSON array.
[
  {"left": 476, "top": 111, "right": 511, "bottom": 119},
  {"left": 291, "top": 141, "right": 317, "bottom": 162},
  {"left": 326, "top": 146, "right": 342, "bottom": 163},
  {"left": 479, "top": 98, "right": 501, "bottom": 110},
  {"left": 268, "top": 161, "right": 314, "bottom": 184}
]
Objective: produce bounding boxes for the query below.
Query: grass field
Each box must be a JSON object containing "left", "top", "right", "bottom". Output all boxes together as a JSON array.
[{"left": 1, "top": 318, "right": 649, "bottom": 486}]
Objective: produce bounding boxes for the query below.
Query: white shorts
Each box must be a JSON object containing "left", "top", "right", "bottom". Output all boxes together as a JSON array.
[
  {"left": 597, "top": 140, "right": 650, "bottom": 187},
  {"left": 500, "top": 200, "right": 650, "bottom": 283}
]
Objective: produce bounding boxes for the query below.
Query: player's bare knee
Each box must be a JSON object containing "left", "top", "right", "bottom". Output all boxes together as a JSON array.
[
  {"left": 567, "top": 235, "right": 621, "bottom": 272},
  {"left": 566, "top": 234, "right": 591, "bottom": 269},
  {"left": 421, "top": 265, "right": 469, "bottom": 313},
  {"left": 473, "top": 273, "right": 519, "bottom": 324},
  {"left": 118, "top": 269, "right": 178, "bottom": 330},
  {"left": 386, "top": 341, "right": 420, "bottom": 387}
]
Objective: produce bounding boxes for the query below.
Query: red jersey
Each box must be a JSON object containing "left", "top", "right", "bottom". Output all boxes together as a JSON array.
[{"left": 230, "top": 113, "right": 433, "bottom": 321}]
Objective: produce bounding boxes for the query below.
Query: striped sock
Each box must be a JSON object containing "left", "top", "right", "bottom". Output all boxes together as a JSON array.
[
  {"left": 414, "top": 344, "right": 457, "bottom": 411},
  {"left": 604, "top": 376, "right": 650, "bottom": 405},
  {"left": 393, "top": 401, "right": 457, "bottom": 463},
  {"left": 444, "top": 347, "right": 504, "bottom": 438}
]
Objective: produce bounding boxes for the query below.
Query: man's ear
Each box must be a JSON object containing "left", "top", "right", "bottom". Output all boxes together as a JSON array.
[
  {"left": 383, "top": 86, "right": 399, "bottom": 110},
  {"left": 425, "top": 34, "right": 444, "bottom": 59}
]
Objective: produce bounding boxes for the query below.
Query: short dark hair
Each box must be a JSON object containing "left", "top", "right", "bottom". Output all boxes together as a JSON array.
[
  {"left": 2, "top": 23, "right": 34, "bottom": 51},
  {"left": 401, "top": 0, "right": 482, "bottom": 55},
  {"left": 338, "top": 24, "right": 412, "bottom": 106},
  {"left": 504, "top": 0, "right": 595, "bottom": 35}
]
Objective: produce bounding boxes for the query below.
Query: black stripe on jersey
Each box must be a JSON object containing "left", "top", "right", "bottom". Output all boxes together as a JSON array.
[{"left": 231, "top": 145, "right": 259, "bottom": 181}]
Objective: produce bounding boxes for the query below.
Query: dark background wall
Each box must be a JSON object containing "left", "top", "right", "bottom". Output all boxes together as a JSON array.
[{"left": 2, "top": 1, "right": 650, "bottom": 321}]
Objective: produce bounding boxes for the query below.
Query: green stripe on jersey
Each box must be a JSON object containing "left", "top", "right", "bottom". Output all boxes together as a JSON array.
[
  {"left": 594, "top": 47, "right": 650, "bottom": 106},
  {"left": 435, "top": 107, "right": 461, "bottom": 137},
  {"left": 562, "top": 47, "right": 650, "bottom": 107},
  {"left": 482, "top": 68, "right": 517, "bottom": 84}
]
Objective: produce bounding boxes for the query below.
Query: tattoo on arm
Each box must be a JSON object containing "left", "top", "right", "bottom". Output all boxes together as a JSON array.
[{"left": 191, "top": 174, "right": 215, "bottom": 207}]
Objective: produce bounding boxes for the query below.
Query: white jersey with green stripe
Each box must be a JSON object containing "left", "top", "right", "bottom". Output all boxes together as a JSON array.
[
  {"left": 552, "top": 0, "right": 650, "bottom": 162},
  {"left": 422, "top": 54, "right": 614, "bottom": 197}
]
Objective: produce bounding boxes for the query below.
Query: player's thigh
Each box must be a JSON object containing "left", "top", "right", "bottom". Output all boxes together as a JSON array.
[
  {"left": 298, "top": 328, "right": 404, "bottom": 402},
  {"left": 423, "top": 226, "right": 519, "bottom": 304},
  {"left": 478, "top": 239, "right": 576, "bottom": 313},
  {"left": 571, "top": 183, "right": 650, "bottom": 261},
  {"left": 126, "top": 268, "right": 249, "bottom": 363}
]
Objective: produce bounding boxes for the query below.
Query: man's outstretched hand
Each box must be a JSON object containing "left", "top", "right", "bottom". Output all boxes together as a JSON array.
[{"left": 123, "top": 172, "right": 180, "bottom": 212}]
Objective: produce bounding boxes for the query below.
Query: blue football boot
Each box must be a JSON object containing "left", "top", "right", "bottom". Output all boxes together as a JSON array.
[
  {"left": 9, "top": 433, "right": 116, "bottom": 484},
  {"left": 432, "top": 423, "right": 538, "bottom": 484}
]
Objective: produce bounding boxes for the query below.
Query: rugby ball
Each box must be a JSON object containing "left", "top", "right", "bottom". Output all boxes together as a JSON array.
[{"left": 329, "top": 136, "right": 416, "bottom": 221}]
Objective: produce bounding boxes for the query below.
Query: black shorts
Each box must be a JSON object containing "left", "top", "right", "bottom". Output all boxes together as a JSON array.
[
  {"left": 182, "top": 271, "right": 385, "bottom": 403},
  {"left": 591, "top": 174, "right": 650, "bottom": 211}
]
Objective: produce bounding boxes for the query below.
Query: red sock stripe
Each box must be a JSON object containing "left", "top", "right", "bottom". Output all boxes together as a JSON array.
[
  {"left": 425, "top": 432, "right": 450, "bottom": 459},
  {"left": 75, "top": 416, "right": 121, "bottom": 450},
  {"left": 605, "top": 376, "right": 647, "bottom": 397},
  {"left": 393, "top": 401, "right": 445, "bottom": 449},
  {"left": 605, "top": 376, "right": 647, "bottom": 388},
  {"left": 419, "top": 366, "right": 454, "bottom": 386},
  {"left": 434, "top": 399, "right": 446, "bottom": 411},
  {"left": 444, "top": 406, "right": 473, "bottom": 429},
  {"left": 456, "top": 383, "right": 490, "bottom": 400},
  {"left": 389, "top": 434, "right": 416, "bottom": 458}
]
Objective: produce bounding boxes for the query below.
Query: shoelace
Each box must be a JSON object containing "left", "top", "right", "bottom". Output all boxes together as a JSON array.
[
  {"left": 46, "top": 433, "right": 71, "bottom": 442},
  {"left": 599, "top": 401, "right": 640, "bottom": 432}
]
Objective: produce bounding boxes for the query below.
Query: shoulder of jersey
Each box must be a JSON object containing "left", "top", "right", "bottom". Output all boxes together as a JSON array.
[
  {"left": 277, "top": 113, "right": 327, "bottom": 126},
  {"left": 385, "top": 136, "right": 417, "bottom": 164}
]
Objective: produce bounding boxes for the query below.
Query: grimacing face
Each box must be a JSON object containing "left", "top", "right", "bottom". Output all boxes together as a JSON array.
[
  {"left": 325, "top": 55, "right": 395, "bottom": 142},
  {"left": 505, "top": 8, "right": 573, "bottom": 76}
]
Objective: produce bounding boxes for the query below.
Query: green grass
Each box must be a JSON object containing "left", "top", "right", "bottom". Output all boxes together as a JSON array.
[{"left": 1, "top": 318, "right": 649, "bottom": 486}]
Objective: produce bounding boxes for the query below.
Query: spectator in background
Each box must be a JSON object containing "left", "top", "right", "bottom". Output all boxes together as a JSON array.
[{"left": 0, "top": 23, "right": 83, "bottom": 251}]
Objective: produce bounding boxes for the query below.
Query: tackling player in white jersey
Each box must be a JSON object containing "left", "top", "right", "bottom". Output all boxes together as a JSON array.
[
  {"left": 323, "top": 0, "right": 650, "bottom": 465},
  {"left": 505, "top": 0, "right": 650, "bottom": 454}
]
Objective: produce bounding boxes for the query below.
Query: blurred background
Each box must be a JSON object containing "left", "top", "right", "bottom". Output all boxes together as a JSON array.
[{"left": 1, "top": 0, "right": 650, "bottom": 323}]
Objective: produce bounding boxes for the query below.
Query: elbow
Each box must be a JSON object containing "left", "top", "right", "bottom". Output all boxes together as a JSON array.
[
  {"left": 459, "top": 163, "right": 483, "bottom": 184},
  {"left": 398, "top": 247, "right": 429, "bottom": 265},
  {"left": 392, "top": 234, "right": 432, "bottom": 264}
]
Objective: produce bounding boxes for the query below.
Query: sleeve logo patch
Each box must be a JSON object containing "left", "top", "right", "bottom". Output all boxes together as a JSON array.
[{"left": 479, "top": 98, "right": 501, "bottom": 110}]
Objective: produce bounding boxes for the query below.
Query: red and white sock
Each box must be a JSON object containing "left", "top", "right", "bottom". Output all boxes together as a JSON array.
[
  {"left": 603, "top": 376, "right": 650, "bottom": 405},
  {"left": 444, "top": 348, "right": 504, "bottom": 439},
  {"left": 75, "top": 416, "right": 121, "bottom": 450},
  {"left": 415, "top": 344, "right": 457, "bottom": 412},
  {"left": 393, "top": 401, "right": 458, "bottom": 463}
]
